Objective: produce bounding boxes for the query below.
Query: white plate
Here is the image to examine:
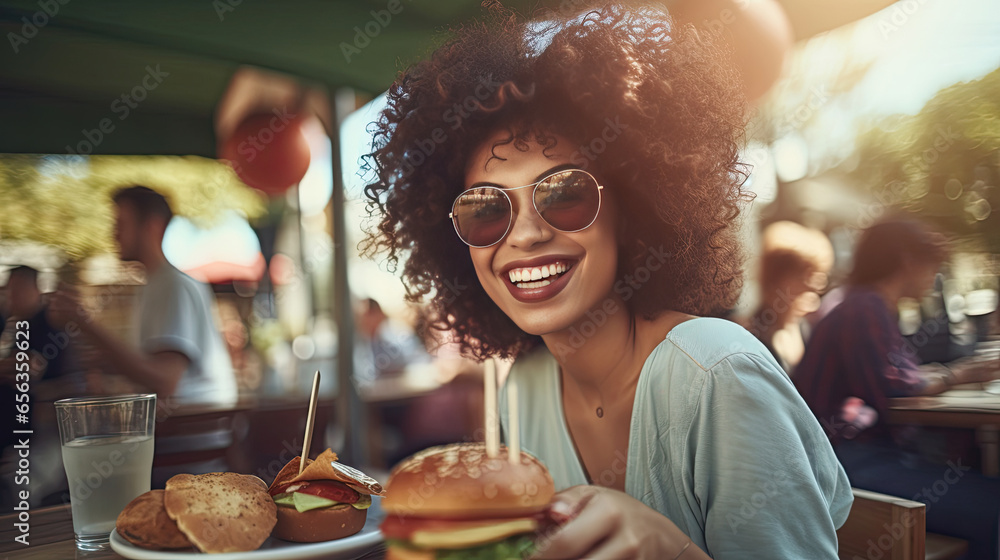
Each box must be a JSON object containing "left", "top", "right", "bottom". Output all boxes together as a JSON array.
[{"left": 110, "top": 499, "right": 385, "bottom": 560}]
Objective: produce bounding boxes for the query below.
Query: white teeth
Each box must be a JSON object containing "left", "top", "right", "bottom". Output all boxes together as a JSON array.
[
  {"left": 515, "top": 279, "right": 553, "bottom": 289},
  {"left": 507, "top": 262, "right": 572, "bottom": 284}
]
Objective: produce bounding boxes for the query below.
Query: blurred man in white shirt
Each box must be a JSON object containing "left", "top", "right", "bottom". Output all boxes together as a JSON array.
[{"left": 51, "top": 186, "right": 237, "bottom": 406}]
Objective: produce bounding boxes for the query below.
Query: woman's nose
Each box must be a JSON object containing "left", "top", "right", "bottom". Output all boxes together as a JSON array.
[{"left": 504, "top": 189, "right": 553, "bottom": 249}]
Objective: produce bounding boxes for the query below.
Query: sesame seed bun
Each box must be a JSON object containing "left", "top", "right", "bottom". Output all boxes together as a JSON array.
[{"left": 381, "top": 443, "right": 554, "bottom": 519}]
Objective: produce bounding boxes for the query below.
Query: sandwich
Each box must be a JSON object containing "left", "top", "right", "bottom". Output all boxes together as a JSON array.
[
  {"left": 268, "top": 448, "right": 385, "bottom": 542},
  {"left": 380, "top": 442, "right": 555, "bottom": 560}
]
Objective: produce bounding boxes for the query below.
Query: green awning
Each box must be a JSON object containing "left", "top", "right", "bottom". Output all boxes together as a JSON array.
[
  {"left": 0, "top": 1, "right": 529, "bottom": 155},
  {"left": 0, "top": 0, "right": 894, "bottom": 156}
]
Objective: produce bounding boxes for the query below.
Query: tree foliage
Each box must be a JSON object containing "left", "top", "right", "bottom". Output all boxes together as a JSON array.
[
  {"left": 0, "top": 155, "right": 265, "bottom": 260},
  {"left": 851, "top": 67, "right": 1000, "bottom": 250}
]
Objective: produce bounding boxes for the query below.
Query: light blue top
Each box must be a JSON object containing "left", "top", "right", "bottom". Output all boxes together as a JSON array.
[{"left": 499, "top": 318, "right": 852, "bottom": 559}]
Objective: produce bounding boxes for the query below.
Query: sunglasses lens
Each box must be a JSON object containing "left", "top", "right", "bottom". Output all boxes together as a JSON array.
[
  {"left": 452, "top": 187, "right": 511, "bottom": 247},
  {"left": 535, "top": 170, "right": 601, "bottom": 232}
]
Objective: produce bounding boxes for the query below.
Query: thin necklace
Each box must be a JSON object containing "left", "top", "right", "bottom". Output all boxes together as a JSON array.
[
  {"left": 562, "top": 366, "right": 614, "bottom": 419},
  {"left": 591, "top": 365, "right": 624, "bottom": 419},
  {"left": 568, "top": 319, "right": 640, "bottom": 419}
]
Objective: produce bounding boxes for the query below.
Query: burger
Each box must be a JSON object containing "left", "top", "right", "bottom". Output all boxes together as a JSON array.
[
  {"left": 381, "top": 442, "right": 555, "bottom": 560},
  {"left": 268, "top": 448, "right": 385, "bottom": 542}
]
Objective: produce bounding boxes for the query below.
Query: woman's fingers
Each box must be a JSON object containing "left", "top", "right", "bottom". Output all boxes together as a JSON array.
[
  {"left": 534, "top": 491, "right": 621, "bottom": 559},
  {"left": 578, "top": 531, "right": 643, "bottom": 560},
  {"left": 546, "top": 485, "right": 598, "bottom": 524}
]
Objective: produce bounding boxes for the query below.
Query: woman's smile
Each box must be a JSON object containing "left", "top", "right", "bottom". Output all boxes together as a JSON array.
[{"left": 501, "top": 256, "right": 579, "bottom": 302}]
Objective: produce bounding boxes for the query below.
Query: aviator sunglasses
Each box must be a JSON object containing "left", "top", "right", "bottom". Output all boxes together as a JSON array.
[{"left": 449, "top": 168, "right": 604, "bottom": 248}]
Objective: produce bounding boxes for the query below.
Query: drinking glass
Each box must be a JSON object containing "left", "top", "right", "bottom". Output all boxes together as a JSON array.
[{"left": 55, "top": 394, "right": 156, "bottom": 551}]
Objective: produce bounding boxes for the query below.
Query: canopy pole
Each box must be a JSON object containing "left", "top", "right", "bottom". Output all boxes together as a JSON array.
[{"left": 327, "top": 87, "right": 367, "bottom": 467}]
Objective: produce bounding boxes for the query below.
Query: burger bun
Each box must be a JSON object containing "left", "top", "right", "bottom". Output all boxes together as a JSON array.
[
  {"left": 272, "top": 503, "right": 367, "bottom": 543},
  {"left": 382, "top": 443, "right": 554, "bottom": 519}
]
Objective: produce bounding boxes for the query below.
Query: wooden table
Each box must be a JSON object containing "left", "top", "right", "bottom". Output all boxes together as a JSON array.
[
  {"left": 887, "top": 381, "right": 1000, "bottom": 476},
  {"left": 0, "top": 504, "right": 386, "bottom": 559}
]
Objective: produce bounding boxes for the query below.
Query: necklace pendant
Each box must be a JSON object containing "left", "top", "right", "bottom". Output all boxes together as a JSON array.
[{"left": 596, "top": 406, "right": 604, "bottom": 418}]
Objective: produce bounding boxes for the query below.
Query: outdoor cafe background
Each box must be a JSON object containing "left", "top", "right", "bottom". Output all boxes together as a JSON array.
[{"left": 1, "top": 0, "right": 999, "bottom": 511}]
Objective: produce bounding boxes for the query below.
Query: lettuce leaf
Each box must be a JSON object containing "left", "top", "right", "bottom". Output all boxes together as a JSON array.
[
  {"left": 435, "top": 535, "right": 536, "bottom": 560},
  {"left": 386, "top": 535, "right": 536, "bottom": 559}
]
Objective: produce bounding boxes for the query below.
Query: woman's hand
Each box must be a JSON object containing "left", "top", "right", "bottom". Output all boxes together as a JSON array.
[
  {"left": 532, "top": 485, "right": 703, "bottom": 560},
  {"left": 948, "top": 357, "right": 1000, "bottom": 384}
]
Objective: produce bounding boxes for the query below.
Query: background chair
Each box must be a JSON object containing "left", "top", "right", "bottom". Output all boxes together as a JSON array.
[{"left": 837, "top": 488, "right": 968, "bottom": 560}]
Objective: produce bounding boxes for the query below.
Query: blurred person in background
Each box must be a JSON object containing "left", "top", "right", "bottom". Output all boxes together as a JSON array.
[
  {"left": 745, "top": 221, "right": 833, "bottom": 373},
  {"left": 1, "top": 266, "right": 83, "bottom": 391},
  {"left": 49, "top": 186, "right": 238, "bottom": 407},
  {"left": 1, "top": 265, "right": 84, "bottom": 445},
  {"left": 795, "top": 218, "right": 1000, "bottom": 558},
  {"left": 353, "top": 297, "right": 430, "bottom": 386},
  {"left": 0, "top": 267, "right": 85, "bottom": 509},
  {"left": 353, "top": 297, "right": 431, "bottom": 465}
]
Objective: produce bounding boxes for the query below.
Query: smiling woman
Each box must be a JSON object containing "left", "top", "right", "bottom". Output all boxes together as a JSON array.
[
  {"left": 362, "top": 3, "right": 750, "bottom": 362},
  {"left": 362, "top": 3, "right": 852, "bottom": 559}
]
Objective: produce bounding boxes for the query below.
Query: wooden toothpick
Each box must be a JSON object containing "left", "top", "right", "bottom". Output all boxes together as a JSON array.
[
  {"left": 484, "top": 359, "right": 499, "bottom": 458},
  {"left": 507, "top": 379, "right": 520, "bottom": 465},
  {"left": 299, "top": 371, "right": 321, "bottom": 475}
]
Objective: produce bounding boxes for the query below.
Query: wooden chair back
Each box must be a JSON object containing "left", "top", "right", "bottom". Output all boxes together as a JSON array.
[{"left": 837, "top": 488, "right": 926, "bottom": 560}]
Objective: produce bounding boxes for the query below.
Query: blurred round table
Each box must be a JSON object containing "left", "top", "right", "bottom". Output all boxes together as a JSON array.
[{"left": 888, "top": 380, "right": 1000, "bottom": 477}]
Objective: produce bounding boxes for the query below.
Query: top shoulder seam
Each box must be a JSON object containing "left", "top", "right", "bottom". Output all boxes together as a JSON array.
[{"left": 664, "top": 337, "right": 762, "bottom": 372}]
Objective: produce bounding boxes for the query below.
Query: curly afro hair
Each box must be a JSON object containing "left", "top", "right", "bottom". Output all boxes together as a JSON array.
[{"left": 361, "top": 2, "right": 750, "bottom": 361}]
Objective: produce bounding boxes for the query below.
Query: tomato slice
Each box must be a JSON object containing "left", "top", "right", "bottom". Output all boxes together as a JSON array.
[
  {"left": 294, "top": 480, "right": 360, "bottom": 504},
  {"left": 269, "top": 481, "right": 300, "bottom": 496}
]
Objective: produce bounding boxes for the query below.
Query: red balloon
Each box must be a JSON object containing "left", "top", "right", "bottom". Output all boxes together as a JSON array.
[{"left": 220, "top": 111, "right": 311, "bottom": 196}]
